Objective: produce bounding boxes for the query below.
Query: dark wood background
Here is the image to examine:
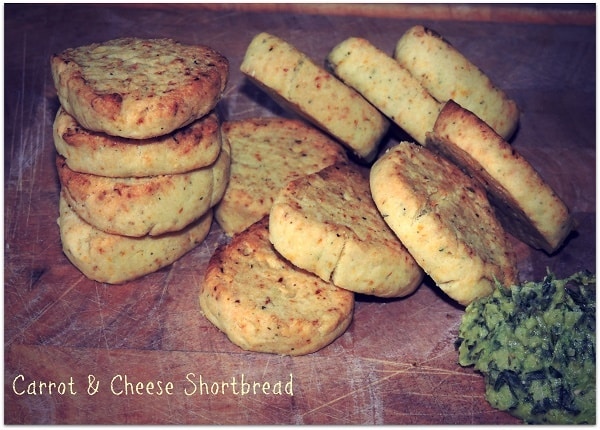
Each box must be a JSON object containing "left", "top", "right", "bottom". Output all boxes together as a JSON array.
[{"left": 4, "top": 3, "right": 595, "bottom": 424}]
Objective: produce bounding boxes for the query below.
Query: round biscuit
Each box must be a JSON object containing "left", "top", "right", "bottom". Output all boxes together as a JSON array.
[
  {"left": 58, "top": 191, "right": 213, "bottom": 284},
  {"left": 51, "top": 37, "right": 228, "bottom": 139},
  {"left": 240, "top": 32, "right": 389, "bottom": 162},
  {"left": 200, "top": 217, "right": 354, "bottom": 356},
  {"left": 57, "top": 137, "right": 230, "bottom": 237},
  {"left": 53, "top": 107, "right": 222, "bottom": 177},
  {"left": 269, "top": 163, "right": 423, "bottom": 298},
  {"left": 370, "top": 142, "right": 518, "bottom": 306},
  {"left": 426, "top": 100, "right": 574, "bottom": 254}
]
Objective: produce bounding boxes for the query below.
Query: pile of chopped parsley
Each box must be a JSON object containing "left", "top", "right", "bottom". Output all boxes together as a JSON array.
[{"left": 456, "top": 271, "right": 595, "bottom": 424}]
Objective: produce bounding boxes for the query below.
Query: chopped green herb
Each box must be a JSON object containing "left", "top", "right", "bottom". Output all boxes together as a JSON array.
[{"left": 455, "top": 271, "right": 596, "bottom": 424}]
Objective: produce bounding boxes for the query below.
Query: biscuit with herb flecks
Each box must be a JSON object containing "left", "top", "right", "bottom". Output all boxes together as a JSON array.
[
  {"left": 200, "top": 217, "right": 354, "bottom": 356},
  {"left": 240, "top": 32, "right": 389, "bottom": 162},
  {"left": 394, "top": 25, "right": 519, "bottom": 140},
  {"left": 327, "top": 36, "right": 441, "bottom": 145},
  {"left": 269, "top": 163, "right": 423, "bottom": 298},
  {"left": 426, "top": 100, "right": 573, "bottom": 254},
  {"left": 57, "top": 137, "right": 230, "bottom": 237},
  {"left": 53, "top": 107, "right": 222, "bottom": 177},
  {"left": 58, "top": 191, "right": 213, "bottom": 284},
  {"left": 370, "top": 141, "right": 518, "bottom": 306}
]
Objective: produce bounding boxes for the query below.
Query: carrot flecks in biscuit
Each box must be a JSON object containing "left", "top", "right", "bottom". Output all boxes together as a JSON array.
[
  {"left": 240, "top": 32, "right": 388, "bottom": 162},
  {"left": 200, "top": 218, "right": 354, "bottom": 356}
]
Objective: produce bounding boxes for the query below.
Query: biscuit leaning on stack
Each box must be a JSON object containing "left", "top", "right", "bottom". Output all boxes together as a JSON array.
[
  {"left": 394, "top": 25, "right": 520, "bottom": 141},
  {"left": 51, "top": 37, "right": 230, "bottom": 284},
  {"left": 426, "top": 100, "right": 573, "bottom": 254},
  {"left": 326, "top": 26, "right": 520, "bottom": 148},
  {"left": 326, "top": 36, "right": 442, "bottom": 146}
]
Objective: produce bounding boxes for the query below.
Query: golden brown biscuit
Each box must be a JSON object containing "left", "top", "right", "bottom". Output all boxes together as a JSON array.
[
  {"left": 394, "top": 25, "right": 519, "bottom": 140},
  {"left": 200, "top": 217, "right": 354, "bottom": 356},
  {"left": 269, "top": 163, "right": 423, "bottom": 298},
  {"left": 58, "top": 191, "right": 213, "bottom": 284},
  {"left": 53, "top": 107, "right": 223, "bottom": 177},
  {"left": 57, "top": 137, "right": 230, "bottom": 237},
  {"left": 370, "top": 142, "right": 518, "bottom": 306},
  {"left": 51, "top": 37, "right": 228, "bottom": 139},
  {"left": 327, "top": 36, "right": 442, "bottom": 145},
  {"left": 426, "top": 100, "right": 574, "bottom": 253},
  {"left": 240, "top": 32, "right": 389, "bottom": 162},
  {"left": 214, "top": 117, "right": 348, "bottom": 236}
]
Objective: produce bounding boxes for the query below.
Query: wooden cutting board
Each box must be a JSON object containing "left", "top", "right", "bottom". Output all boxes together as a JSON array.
[{"left": 4, "top": 4, "right": 595, "bottom": 425}]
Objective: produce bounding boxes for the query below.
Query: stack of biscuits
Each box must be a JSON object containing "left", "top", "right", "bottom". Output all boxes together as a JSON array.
[{"left": 51, "top": 37, "right": 230, "bottom": 284}]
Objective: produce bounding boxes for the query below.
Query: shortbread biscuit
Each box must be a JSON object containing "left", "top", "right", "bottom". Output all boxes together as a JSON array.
[
  {"left": 200, "top": 217, "right": 354, "bottom": 356},
  {"left": 57, "top": 137, "right": 230, "bottom": 237},
  {"left": 58, "top": 192, "right": 213, "bottom": 284},
  {"left": 394, "top": 25, "right": 519, "bottom": 140},
  {"left": 370, "top": 142, "right": 518, "bottom": 306},
  {"left": 327, "top": 37, "right": 441, "bottom": 146},
  {"left": 240, "top": 32, "right": 389, "bottom": 162},
  {"left": 51, "top": 37, "right": 229, "bottom": 139},
  {"left": 214, "top": 117, "right": 348, "bottom": 236},
  {"left": 269, "top": 163, "right": 423, "bottom": 298},
  {"left": 53, "top": 107, "right": 222, "bottom": 177},
  {"left": 426, "top": 100, "right": 574, "bottom": 253}
]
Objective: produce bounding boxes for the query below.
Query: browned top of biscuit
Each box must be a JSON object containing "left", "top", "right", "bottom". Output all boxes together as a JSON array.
[
  {"left": 51, "top": 37, "right": 229, "bottom": 139},
  {"left": 200, "top": 217, "right": 354, "bottom": 356}
]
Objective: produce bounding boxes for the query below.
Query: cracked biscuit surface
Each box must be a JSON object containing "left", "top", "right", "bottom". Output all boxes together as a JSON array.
[
  {"left": 269, "top": 163, "right": 423, "bottom": 298},
  {"left": 214, "top": 117, "right": 348, "bottom": 236}
]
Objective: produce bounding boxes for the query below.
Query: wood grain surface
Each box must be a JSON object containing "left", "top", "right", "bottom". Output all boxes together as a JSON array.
[{"left": 4, "top": 3, "right": 596, "bottom": 425}]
